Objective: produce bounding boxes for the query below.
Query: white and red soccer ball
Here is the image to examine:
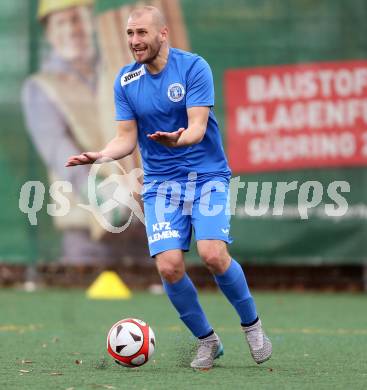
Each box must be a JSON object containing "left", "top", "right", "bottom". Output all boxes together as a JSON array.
[{"left": 107, "top": 318, "right": 155, "bottom": 367}]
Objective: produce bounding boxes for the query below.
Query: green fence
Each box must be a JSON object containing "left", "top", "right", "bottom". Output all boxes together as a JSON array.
[{"left": 0, "top": 0, "right": 366, "bottom": 264}]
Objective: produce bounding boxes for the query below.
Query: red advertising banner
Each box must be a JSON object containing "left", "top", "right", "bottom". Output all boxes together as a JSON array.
[{"left": 225, "top": 60, "right": 367, "bottom": 173}]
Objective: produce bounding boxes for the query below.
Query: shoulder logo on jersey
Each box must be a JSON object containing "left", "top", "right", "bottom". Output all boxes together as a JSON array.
[
  {"left": 121, "top": 65, "right": 145, "bottom": 87},
  {"left": 167, "top": 83, "right": 185, "bottom": 102}
]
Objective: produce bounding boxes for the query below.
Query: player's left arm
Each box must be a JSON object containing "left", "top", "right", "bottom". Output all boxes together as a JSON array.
[
  {"left": 148, "top": 56, "right": 214, "bottom": 148},
  {"left": 147, "top": 106, "right": 209, "bottom": 147},
  {"left": 176, "top": 106, "right": 209, "bottom": 146}
]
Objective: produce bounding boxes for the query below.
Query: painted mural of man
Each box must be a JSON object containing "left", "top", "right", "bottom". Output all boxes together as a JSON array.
[{"left": 22, "top": 0, "right": 146, "bottom": 264}]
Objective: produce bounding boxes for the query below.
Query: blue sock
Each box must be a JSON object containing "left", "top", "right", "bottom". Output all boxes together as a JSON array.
[
  {"left": 214, "top": 259, "right": 258, "bottom": 325},
  {"left": 162, "top": 273, "right": 213, "bottom": 338}
]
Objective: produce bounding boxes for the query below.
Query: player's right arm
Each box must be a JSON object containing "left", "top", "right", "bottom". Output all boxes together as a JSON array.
[
  {"left": 65, "top": 119, "right": 137, "bottom": 167},
  {"left": 67, "top": 66, "right": 139, "bottom": 167}
]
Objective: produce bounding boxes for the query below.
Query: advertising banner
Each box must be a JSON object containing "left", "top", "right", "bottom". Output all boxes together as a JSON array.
[{"left": 226, "top": 61, "right": 367, "bottom": 173}]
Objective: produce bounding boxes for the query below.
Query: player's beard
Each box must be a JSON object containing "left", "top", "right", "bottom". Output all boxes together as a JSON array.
[{"left": 131, "top": 36, "right": 162, "bottom": 64}]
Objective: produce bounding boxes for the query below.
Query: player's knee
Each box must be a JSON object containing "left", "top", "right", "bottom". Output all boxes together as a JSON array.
[
  {"left": 155, "top": 251, "right": 185, "bottom": 283},
  {"left": 198, "top": 243, "right": 230, "bottom": 273},
  {"left": 157, "top": 262, "right": 184, "bottom": 283},
  {"left": 200, "top": 249, "right": 223, "bottom": 269}
]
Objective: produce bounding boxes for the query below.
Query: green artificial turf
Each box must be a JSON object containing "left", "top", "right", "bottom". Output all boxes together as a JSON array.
[{"left": 0, "top": 289, "right": 366, "bottom": 390}]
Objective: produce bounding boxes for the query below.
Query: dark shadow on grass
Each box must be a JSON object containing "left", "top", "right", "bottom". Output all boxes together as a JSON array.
[
  {"left": 94, "top": 356, "right": 112, "bottom": 370},
  {"left": 211, "top": 363, "right": 274, "bottom": 370},
  {"left": 174, "top": 335, "right": 196, "bottom": 368}
]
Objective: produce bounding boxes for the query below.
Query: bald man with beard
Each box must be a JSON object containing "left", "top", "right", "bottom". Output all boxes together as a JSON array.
[{"left": 67, "top": 6, "right": 272, "bottom": 370}]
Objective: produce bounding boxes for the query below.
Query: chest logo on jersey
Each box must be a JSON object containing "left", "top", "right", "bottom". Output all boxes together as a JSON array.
[
  {"left": 121, "top": 65, "right": 145, "bottom": 86},
  {"left": 167, "top": 83, "right": 185, "bottom": 102}
]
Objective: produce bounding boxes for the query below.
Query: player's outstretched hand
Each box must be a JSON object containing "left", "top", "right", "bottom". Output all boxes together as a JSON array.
[
  {"left": 65, "top": 152, "right": 103, "bottom": 167},
  {"left": 147, "top": 128, "right": 185, "bottom": 147}
]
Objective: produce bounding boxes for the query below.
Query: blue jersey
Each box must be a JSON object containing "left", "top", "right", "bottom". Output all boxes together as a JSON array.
[{"left": 114, "top": 48, "right": 231, "bottom": 182}]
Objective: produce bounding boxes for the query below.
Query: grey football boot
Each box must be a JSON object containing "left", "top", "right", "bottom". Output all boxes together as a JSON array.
[
  {"left": 190, "top": 332, "right": 224, "bottom": 370},
  {"left": 242, "top": 319, "right": 272, "bottom": 364}
]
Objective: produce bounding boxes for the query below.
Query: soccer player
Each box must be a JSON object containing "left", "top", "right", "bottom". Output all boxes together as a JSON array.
[{"left": 66, "top": 5, "right": 272, "bottom": 369}]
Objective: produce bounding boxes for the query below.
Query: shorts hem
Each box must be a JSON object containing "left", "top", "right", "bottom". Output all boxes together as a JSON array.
[
  {"left": 150, "top": 244, "right": 190, "bottom": 258},
  {"left": 195, "top": 236, "right": 233, "bottom": 244}
]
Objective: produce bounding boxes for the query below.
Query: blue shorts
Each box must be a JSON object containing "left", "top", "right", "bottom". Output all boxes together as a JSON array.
[{"left": 142, "top": 176, "right": 233, "bottom": 257}]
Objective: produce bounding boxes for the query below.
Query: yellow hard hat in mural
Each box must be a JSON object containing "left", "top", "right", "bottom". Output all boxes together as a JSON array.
[{"left": 38, "top": 0, "right": 94, "bottom": 20}]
